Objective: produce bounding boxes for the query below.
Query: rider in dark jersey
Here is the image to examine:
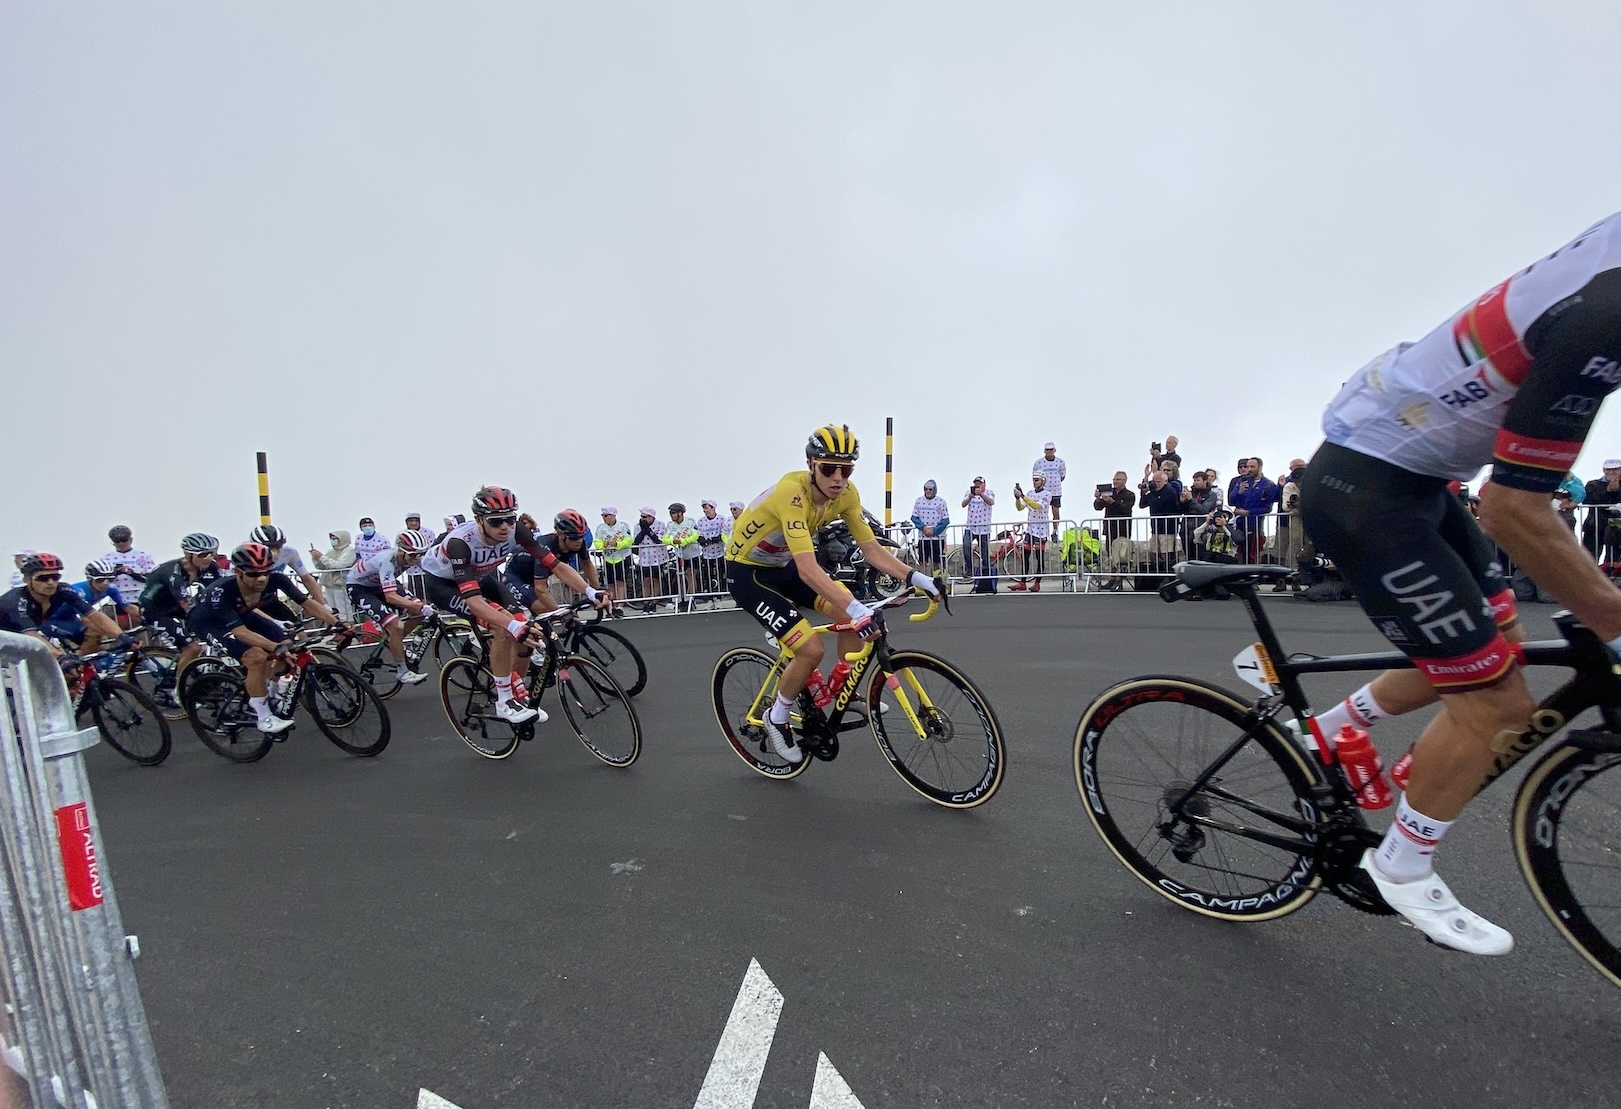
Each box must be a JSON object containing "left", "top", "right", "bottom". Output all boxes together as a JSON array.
[{"left": 1299, "top": 211, "right": 1621, "bottom": 956}]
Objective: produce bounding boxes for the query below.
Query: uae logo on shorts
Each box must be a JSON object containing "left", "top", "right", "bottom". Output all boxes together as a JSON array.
[{"left": 1376, "top": 618, "right": 1412, "bottom": 646}]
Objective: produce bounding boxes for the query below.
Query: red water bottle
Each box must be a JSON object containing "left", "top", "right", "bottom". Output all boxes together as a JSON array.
[
  {"left": 827, "top": 660, "right": 852, "bottom": 698},
  {"left": 1390, "top": 745, "right": 1414, "bottom": 792},
  {"left": 1334, "top": 724, "right": 1393, "bottom": 809},
  {"left": 804, "top": 669, "right": 834, "bottom": 710}
]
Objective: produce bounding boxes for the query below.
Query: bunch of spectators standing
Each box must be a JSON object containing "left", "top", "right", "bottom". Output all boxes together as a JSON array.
[{"left": 12, "top": 440, "right": 1621, "bottom": 640}]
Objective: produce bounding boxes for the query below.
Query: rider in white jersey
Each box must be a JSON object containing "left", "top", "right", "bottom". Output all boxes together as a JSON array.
[{"left": 1301, "top": 211, "right": 1621, "bottom": 956}]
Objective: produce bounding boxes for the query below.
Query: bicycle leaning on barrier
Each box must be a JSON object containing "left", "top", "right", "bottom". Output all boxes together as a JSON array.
[
  {"left": 1073, "top": 560, "right": 1621, "bottom": 989},
  {"left": 712, "top": 580, "right": 1006, "bottom": 808}
]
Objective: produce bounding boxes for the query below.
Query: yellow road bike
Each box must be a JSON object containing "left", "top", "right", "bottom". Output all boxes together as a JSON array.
[{"left": 710, "top": 584, "right": 1005, "bottom": 809}]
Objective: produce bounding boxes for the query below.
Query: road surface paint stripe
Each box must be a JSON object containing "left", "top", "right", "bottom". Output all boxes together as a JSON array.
[
  {"left": 418, "top": 1090, "right": 464, "bottom": 1109},
  {"left": 809, "top": 1053, "right": 866, "bottom": 1109},
  {"left": 692, "top": 958, "right": 784, "bottom": 1109}
]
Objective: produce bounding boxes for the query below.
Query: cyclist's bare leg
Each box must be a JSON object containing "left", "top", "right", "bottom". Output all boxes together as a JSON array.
[
  {"left": 383, "top": 619, "right": 406, "bottom": 663},
  {"left": 241, "top": 646, "right": 271, "bottom": 698},
  {"left": 779, "top": 634, "right": 824, "bottom": 700},
  {"left": 1401, "top": 671, "right": 1535, "bottom": 822}
]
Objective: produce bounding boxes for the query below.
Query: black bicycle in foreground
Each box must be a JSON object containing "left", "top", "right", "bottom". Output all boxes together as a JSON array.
[{"left": 1074, "top": 560, "right": 1621, "bottom": 989}]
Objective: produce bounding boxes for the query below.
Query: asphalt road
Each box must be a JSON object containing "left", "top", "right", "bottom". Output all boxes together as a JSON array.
[{"left": 84, "top": 595, "right": 1620, "bottom": 1109}]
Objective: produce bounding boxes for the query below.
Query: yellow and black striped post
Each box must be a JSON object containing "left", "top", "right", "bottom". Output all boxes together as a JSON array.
[
  {"left": 884, "top": 417, "right": 894, "bottom": 526},
  {"left": 256, "top": 452, "right": 272, "bottom": 526}
]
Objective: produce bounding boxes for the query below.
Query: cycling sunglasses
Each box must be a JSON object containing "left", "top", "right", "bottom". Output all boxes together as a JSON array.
[
  {"left": 817, "top": 463, "right": 853, "bottom": 478},
  {"left": 32, "top": 573, "right": 62, "bottom": 583},
  {"left": 484, "top": 515, "right": 518, "bottom": 527},
  {"left": 90, "top": 576, "right": 114, "bottom": 584},
  {"left": 239, "top": 569, "right": 271, "bottom": 579}
]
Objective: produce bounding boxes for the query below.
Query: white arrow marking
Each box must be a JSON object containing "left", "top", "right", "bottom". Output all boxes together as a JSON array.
[
  {"left": 809, "top": 1053, "right": 866, "bottom": 1108},
  {"left": 692, "top": 958, "right": 785, "bottom": 1109},
  {"left": 418, "top": 1090, "right": 464, "bottom": 1109}
]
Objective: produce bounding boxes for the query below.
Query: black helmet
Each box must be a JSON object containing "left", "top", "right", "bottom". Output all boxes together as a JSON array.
[
  {"left": 250, "top": 524, "right": 286, "bottom": 547},
  {"left": 553, "top": 509, "right": 588, "bottom": 540},
  {"left": 108, "top": 525, "right": 132, "bottom": 543}
]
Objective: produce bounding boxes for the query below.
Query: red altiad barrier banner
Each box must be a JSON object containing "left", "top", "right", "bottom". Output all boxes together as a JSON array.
[{"left": 54, "top": 802, "right": 104, "bottom": 911}]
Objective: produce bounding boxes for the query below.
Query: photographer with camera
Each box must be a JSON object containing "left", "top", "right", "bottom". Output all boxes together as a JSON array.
[
  {"left": 960, "top": 476, "right": 997, "bottom": 594},
  {"left": 1138, "top": 460, "right": 1184, "bottom": 574},
  {"left": 1092, "top": 471, "right": 1137, "bottom": 589},
  {"left": 1010, "top": 474, "right": 1053, "bottom": 591},
  {"left": 1581, "top": 459, "right": 1621, "bottom": 563}
]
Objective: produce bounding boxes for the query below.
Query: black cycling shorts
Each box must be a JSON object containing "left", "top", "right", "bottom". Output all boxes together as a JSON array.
[
  {"left": 347, "top": 585, "right": 400, "bottom": 627},
  {"left": 1300, "top": 441, "right": 1518, "bottom": 692},
  {"left": 727, "top": 561, "right": 819, "bottom": 651},
  {"left": 191, "top": 611, "right": 287, "bottom": 661}
]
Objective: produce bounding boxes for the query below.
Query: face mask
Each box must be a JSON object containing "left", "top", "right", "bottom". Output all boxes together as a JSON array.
[{"left": 361, "top": 527, "right": 375, "bottom": 538}]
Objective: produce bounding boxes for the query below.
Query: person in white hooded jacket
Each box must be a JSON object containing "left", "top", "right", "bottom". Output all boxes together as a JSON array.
[{"left": 310, "top": 529, "right": 358, "bottom": 620}]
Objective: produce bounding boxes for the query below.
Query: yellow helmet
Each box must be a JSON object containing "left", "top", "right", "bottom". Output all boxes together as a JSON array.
[{"left": 806, "top": 424, "right": 860, "bottom": 463}]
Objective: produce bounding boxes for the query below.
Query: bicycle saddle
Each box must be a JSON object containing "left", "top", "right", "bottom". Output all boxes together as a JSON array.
[{"left": 1164, "top": 561, "right": 1294, "bottom": 600}]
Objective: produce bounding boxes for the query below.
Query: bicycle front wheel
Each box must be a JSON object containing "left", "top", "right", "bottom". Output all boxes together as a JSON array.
[
  {"left": 711, "top": 647, "right": 811, "bottom": 780},
  {"left": 303, "top": 663, "right": 391, "bottom": 756},
  {"left": 556, "top": 655, "right": 641, "bottom": 766},
  {"left": 867, "top": 650, "right": 1005, "bottom": 808},
  {"left": 1513, "top": 737, "right": 1621, "bottom": 988},
  {"left": 1074, "top": 676, "right": 1323, "bottom": 922},
  {"left": 569, "top": 625, "right": 647, "bottom": 697},
  {"left": 432, "top": 620, "right": 482, "bottom": 667},
  {"left": 440, "top": 657, "right": 520, "bottom": 760},
  {"left": 185, "top": 672, "right": 273, "bottom": 763},
  {"left": 352, "top": 645, "right": 404, "bottom": 701},
  {"left": 90, "top": 678, "right": 172, "bottom": 766}
]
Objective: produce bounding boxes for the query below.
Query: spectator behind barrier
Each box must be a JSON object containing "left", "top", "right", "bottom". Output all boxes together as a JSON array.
[
  {"left": 1582, "top": 459, "right": 1621, "bottom": 563},
  {"left": 1138, "top": 462, "right": 1183, "bottom": 574},
  {"left": 910, "top": 480, "right": 950, "bottom": 571},
  {"left": 1093, "top": 471, "right": 1136, "bottom": 589},
  {"left": 1229, "top": 457, "right": 1279, "bottom": 563},
  {"left": 1032, "top": 442, "right": 1066, "bottom": 522},
  {"left": 1273, "top": 458, "right": 1307, "bottom": 592}
]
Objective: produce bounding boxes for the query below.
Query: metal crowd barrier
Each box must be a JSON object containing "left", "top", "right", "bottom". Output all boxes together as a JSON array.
[
  {"left": 928, "top": 520, "right": 1084, "bottom": 594},
  {"left": 1075, "top": 511, "right": 1305, "bottom": 591},
  {"left": 0, "top": 632, "right": 168, "bottom": 1108}
]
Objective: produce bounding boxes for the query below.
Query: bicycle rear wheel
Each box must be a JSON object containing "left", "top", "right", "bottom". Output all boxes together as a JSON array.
[
  {"left": 440, "top": 657, "right": 520, "bottom": 759},
  {"left": 185, "top": 671, "right": 274, "bottom": 763},
  {"left": 177, "top": 655, "right": 230, "bottom": 708},
  {"left": 304, "top": 663, "right": 391, "bottom": 756},
  {"left": 124, "top": 647, "right": 187, "bottom": 721},
  {"left": 569, "top": 625, "right": 647, "bottom": 697},
  {"left": 1074, "top": 676, "right": 1323, "bottom": 921},
  {"left": 710, "top": 647, "right": 811, "bottom": 780},
  {"left": 556, "top": 656, "right": 641, "bottom": 766},
  {"left": 1513, "top": 737, "right": 1621, "bottom": 988},
  {"left": 90, "top": 678, "right": 172, "bottom": 766},
  {"left": 867, "top": 650, "right": 1005, "bottom": 808}
]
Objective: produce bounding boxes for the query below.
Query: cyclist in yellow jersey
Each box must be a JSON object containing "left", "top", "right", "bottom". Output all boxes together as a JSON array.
[{"left": 726, "top": 424, "right": 942, "bottom": 764}]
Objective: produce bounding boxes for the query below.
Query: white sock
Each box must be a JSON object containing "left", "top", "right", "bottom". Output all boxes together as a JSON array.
[
  {"left": 769, "top": 693, "right": 793, "bottom": 726},
  {"left": 1316, "top": 683, "right": 1390, "bottom": 738},
  {"left": 494, "top": 675, "right": 513, "bottom": 698},
  {"left": 397, "top": 660, "right": 412, "bottom": 676},
  {"left": 1373, "top": 794, "right": 1452, "bottom": 882},
  {"left": 249, "top": 695, "right": 270, "bottom": 719}
]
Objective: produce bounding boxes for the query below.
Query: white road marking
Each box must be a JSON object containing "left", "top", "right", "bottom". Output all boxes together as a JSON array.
[
  {"left": 418, "top": 1089, "right": 464, "bottom": 1109},
  {"left": 809, "top": 1053, "right": 866, "bottom": 1108},
  {"left": 611, "top": 859, "right": 644, "bottom": 874},
  {"left": 692, "top": 958, "right": 784, "bottom": 1109}
]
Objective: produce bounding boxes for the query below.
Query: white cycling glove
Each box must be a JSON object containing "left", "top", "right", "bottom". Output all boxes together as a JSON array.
[
  {"left": 910, "top": 570, "right": 941, "bottom": 598},
  {"left": 585, "top": 586, "right": 602, "bottom": 603},
  {"left": 506, "top": 616, "right": 530, "bottom": 641},
  {"left": 845, "top": 598, "right": 874, "bottom": 625}
]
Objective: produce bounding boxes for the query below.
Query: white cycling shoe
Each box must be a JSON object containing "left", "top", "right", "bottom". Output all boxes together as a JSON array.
[
  {"left": 495, "top": 698, "right": 539, "bottom": 725},
  {"left": 1359, "top": 850, "right": 1513, "bottom": 956},
  {"left": 256, "top": 714, "right": 294, "bottom": 737},
  {"left": 763, "top": 718, "right": 802, "bottom": 764},
  {"left": 396, "top": 669, "right": 427, "bottom": 686}
]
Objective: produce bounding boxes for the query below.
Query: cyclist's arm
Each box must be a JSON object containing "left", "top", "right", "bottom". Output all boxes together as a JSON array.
[
  {"left": 298, "top": 570, "right": 327, "bottom": 605},
  {"left": 298, "top": 595, "right": 342, "bottom": 627},
  {"left": 550, "top": 560, "right": 604, "bottom": 604},
  {"left": 83, "top": 606, "right": 121, "bottom": 639},
  {"left": 1479, "top": 483, "right": 1621, "bottom": 639},
  {"left": 382, "top": 585, "right": 424, "bottom": 614},
  {"left": 856, "top": 539, "right": 917, "bottom": 582},
  {"left": 228, "top": 622, "right": 284, "bottom": 652}
]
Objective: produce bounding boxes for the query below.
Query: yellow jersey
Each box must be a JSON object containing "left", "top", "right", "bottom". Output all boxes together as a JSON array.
[{"left": 725, "top": 471, "right": 877, "bottom": 568}]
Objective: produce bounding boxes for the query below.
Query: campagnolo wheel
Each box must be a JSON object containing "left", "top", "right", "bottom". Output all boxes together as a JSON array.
[
  {"left": 440, "top": 657, "right": 519, "bottom": 760},
  {"left": 1074, "top": 676, "right": 1325, "bottom": 921},
  {"left": 303, "top": 663, "right": 391, "bottom": 756},
  {"left": 555, "top": 655, "right": 641, "bottom": 767},
  {"left": 433, "top": 620, "right": 482, "bottom": 667},
  {"left": 1512, "top": 738, "right": 1621, "bottom": 989},
  {"left": 185, "top": 671, "right": 274, "bottom": 763},
  {"left": 90, "top": 678, "right": 172, "bottom": 767},
  {"left": 711, "top": 647, "right": 811, "bottom": 780},
  {"left": 867, "top": 650, "right": 1005, "bottom": 809}
]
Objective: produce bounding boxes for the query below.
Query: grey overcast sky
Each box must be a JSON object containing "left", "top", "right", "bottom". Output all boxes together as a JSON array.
[{"left": 5, "top": 3, "right": 1621, "bottom": 568}]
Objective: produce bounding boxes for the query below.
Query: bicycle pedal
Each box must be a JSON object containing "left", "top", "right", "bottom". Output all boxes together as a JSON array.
[{"left": 516, "top": 723, "right": 536, "bottom": 742}]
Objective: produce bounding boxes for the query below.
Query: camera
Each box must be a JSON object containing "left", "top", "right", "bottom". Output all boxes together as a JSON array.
[
  {"left": 1151, "top": 442, "right": 1162, "bottom": 454},
  {"left": 1095, "top": 482, "right": 1112, "bottom": 496}
]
